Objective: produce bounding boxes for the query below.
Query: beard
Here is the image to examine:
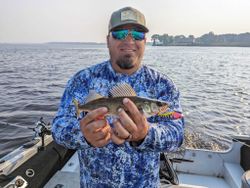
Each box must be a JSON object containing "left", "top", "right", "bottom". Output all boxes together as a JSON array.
[{"left": 116, "top": 54, "right": 134, "bottom": 69}]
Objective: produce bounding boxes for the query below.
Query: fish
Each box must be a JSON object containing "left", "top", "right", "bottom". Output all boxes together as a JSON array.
[{"left": 73, "top": 83, "right": 169, "bottom": 118}]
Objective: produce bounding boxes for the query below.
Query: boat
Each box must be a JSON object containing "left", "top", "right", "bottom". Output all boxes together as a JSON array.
[
  {"left": 0, "top": 118, "right": 75, "bottom": 188},
  {"left": 1, "top": 119, "right": 249, "bottom": 188}
]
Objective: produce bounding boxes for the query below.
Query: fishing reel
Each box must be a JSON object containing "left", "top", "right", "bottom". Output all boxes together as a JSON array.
[
  {"left": 34, "top": 117, "right": 51, "bottom": 136},
  {"left": 33, "top": 117, "right": 51, "bottom": 151}
]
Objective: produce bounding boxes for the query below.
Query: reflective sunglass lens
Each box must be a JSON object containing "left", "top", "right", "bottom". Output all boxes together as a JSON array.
[
  {"left": 131, "top": 31, "right": 145, "bottom": 40},
  {"left": 112, "top": 30, "right": 128, "bottom": 40},
  {"left": 111, "top": 30, "right": 145, "bottom": 40}
]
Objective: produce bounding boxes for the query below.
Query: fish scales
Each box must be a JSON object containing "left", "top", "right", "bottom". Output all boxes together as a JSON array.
[
  {"left": 74, "top": 96, "right": 168, "bottom": 117},
  {"left": 73, "top": 83, "right": 175, "bottom": 118}
]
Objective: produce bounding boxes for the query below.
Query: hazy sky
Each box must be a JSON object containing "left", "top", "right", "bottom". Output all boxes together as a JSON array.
[{"left": 0, "top": 0, "right": 250, "bottom": 43}]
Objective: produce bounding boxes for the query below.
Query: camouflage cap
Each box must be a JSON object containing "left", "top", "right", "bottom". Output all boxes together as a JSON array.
[{"left": 108, "top": 7, "right": 149, "bottom": 32}]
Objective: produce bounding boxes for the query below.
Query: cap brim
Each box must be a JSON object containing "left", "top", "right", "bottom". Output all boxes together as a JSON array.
[{"left": 110, "top": 22, "right": 149, "bottom": 33}]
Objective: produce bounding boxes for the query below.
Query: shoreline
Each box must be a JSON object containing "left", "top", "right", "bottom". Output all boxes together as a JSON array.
[{"left": 1, "top": 42, "right": 250, "bottom": 48}]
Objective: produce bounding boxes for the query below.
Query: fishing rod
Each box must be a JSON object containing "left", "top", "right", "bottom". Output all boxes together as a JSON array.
[
  {"left": 0, "top": 118, "right": 51, "bottom": 152},
  {"left": 204, "top": 129, "right": 250, "bottom": 148},
  {"left": 0, "top": 117, "right": 50, "bottom": 131},
  {"left": 0, "top": 121, "right": 34, "bottom": 130},
  {"left": 193, "top": 112, "right": 250, "bottom": 149}
]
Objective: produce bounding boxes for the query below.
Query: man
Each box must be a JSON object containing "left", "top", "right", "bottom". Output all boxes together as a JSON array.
[{"left": 52, "top": 7, "right": 184, "bottom": 188}]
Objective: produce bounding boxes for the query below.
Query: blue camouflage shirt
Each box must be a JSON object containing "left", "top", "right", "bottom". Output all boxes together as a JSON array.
[{"left": 52, "top": 60, "right": 184, "bottom": 188}]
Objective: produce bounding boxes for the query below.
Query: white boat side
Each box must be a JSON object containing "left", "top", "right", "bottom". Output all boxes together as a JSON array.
[
  {"left": 0, "top": 135, "right": 53, "bottom": 176},
  {"left": 44, "top": 135, "right": 250, "bottom": 188}
]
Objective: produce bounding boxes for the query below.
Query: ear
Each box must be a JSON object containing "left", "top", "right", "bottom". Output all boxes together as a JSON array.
[
  {"left": 143, "top": 37, "right": 147, "bottom": 45},
  {"left": 106, "top": 35, "right": 110, "bottom": 48}
]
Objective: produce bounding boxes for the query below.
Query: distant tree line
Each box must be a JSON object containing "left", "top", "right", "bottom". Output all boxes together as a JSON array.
[{"left": 151, "top": 32, "right": 250, "bottom": 47}]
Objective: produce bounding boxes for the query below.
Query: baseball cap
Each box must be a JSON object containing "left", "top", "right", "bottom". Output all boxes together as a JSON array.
[{"left": 108, "top": 7, "right": 149, "bottom": 33}]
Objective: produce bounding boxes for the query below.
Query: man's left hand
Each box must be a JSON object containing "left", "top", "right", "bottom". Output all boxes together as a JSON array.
[{"left": 111, "top": 98, "right": 149, "bottom": 145}]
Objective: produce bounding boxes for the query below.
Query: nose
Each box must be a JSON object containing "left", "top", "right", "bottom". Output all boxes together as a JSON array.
[{"left": 124, "top": 33, "right": 134, "bottom": 43}]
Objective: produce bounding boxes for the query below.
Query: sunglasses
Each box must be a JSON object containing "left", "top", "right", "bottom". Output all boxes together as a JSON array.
[{"left": 111, "top": 29, "right": 146, "bottom": 41}]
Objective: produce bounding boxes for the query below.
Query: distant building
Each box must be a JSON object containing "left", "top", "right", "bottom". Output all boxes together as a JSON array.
[
  {"left": 151, "top": 32, "right": 250, "bottom": 47},
  {"left": 173, "top": 35, "right": 195, "bottom": 45},
  {"left": 153, "top": 39, "right": 163, "bottom": 46}
]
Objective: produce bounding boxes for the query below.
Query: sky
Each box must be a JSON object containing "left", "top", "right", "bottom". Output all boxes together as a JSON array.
[{"left": 0, "top": 0, "right": 250, "bottom": 43}]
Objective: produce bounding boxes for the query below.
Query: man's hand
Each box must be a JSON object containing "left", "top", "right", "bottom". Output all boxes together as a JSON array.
[
  {"left": 111, "top": 98, "right": 149, "bottom": 145},
  {"left": 80, "top": 107, "right": 111, "bottom": 147}
]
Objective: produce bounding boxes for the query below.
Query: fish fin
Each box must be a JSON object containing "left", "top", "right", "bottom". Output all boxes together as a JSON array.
[
  {"left": 73, "top": 99, "right": 80, "bottom": 118},
  {"left": 109, "top": 83, "right": 137, "bottom": 97},
  {"left": 85, "top": 90, "right": 104, "bottom": 103}
]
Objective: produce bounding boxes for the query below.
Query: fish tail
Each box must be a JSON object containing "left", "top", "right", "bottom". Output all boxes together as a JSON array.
[{"left": 73, "top": 99, "right": 80, "bottom": 118}]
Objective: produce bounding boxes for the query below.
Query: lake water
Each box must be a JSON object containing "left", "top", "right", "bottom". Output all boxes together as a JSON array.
[{"left": 0, "top": 43, "right": 249, "bottom": 157}]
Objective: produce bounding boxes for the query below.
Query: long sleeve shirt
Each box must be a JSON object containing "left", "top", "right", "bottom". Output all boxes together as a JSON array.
[{"left": 52, "top": 60, "right": 184, "bottom": 188}]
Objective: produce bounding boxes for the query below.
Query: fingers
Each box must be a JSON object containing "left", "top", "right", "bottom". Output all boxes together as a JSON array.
[
  {"left": 122, "top": 98, "right": 142, "bottom": 125},
  {"left": 117, "top": 108, "right": 137, "bottom": 135},
  {"left": 111, "top": 129, "right": 126, "bottom": 145},
  {"left": 79, "top": 101, "right": 149, "bottom": 146},
  {"left": 111, "top": 120, "right": 131, "bottom": 145},
  {"left": 122, "top": 98, "right": 148, "bottom": 132},
  {"left": 79, "top": 107, "right": 111, "bottom": 147},
  {"left": 83, "top": 119, "right": 107, "bottom": 133},
  {"left": 116, "top": 98, "right": 149, "bottom": 142},
  {"left": 94, "top": 124, "right": 111, "bottom": 140},
  {"left": 94, "top": 129, "right": 111, "bottom": 147},
  {"left": 81, "top": 107, "right": 108, "bottom": 127},
  {"left": 83, "top": 123, "right": 111, "bottom": 148},
  {"left": 113, "top": 119, "right": 130, "bottom": 139}
]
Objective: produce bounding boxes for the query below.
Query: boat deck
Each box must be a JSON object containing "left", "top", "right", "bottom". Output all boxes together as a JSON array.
[
  {"left": 44, "top": 170, "right": 231, "bottom": 188},
  {"left": 45, "top": 138, "right": 249, "bottom": 188},
  {"left": 44, "top": 152, "right": 235, "bottom": 188}
]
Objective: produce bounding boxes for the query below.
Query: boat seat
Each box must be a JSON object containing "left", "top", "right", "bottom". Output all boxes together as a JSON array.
[
  {"left": 241, "top": 170, "right": 250, "bottom": 188},
  {"left": 224, "top": 162, "right": 245, "bottom": 188}
]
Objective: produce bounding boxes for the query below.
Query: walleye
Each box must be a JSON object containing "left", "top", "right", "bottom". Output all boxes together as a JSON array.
[{"left": 73, "top": 83, "right": 169, "bottom": 118}]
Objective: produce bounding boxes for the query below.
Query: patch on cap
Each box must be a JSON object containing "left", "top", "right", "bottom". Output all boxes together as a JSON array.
[{"left": 121, "top": 10, "right": 137, "bottom": 21}]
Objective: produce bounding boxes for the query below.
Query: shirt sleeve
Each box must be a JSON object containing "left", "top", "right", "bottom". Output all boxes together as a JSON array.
[
  {"left": 51, "top": 74, "right": 91, "bottom": 150},
  {"left": 135, "top": 76, "right": 184, "bottom": 153}
]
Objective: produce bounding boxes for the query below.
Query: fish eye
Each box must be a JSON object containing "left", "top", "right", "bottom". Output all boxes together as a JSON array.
[{"left": 157, "top": 101, "right": 163, "bottom": 106}]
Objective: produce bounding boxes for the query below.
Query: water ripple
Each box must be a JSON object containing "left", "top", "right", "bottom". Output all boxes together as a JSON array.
[{"left": 0, "top": 44, "right": 250, "bottom": 156}]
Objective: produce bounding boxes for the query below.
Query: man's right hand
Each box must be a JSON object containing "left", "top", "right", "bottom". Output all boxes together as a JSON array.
[{"left": 80, "top": 107, "right": 111, "bottom": 147}]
